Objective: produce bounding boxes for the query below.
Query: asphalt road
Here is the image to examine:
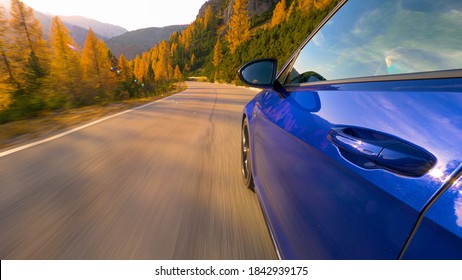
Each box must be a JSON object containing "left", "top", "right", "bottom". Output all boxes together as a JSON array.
[{"left": 0, "top": 81, "right": 277, "bottom": 259}]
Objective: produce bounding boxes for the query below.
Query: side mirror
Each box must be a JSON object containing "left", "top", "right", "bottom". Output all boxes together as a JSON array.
[{"left": 238, "top": 58, "right": 277, "bottom": 88}]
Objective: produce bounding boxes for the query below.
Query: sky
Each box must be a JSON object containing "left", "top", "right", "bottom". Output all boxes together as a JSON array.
[{"left": 15, "top": 0, "right": 207, "bottom": 31}]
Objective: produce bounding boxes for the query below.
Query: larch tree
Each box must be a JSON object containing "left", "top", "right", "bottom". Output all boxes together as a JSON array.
[
  {"left": 213, "top": 38, "right": 223, "bottom": 68},
  {"left": 226, "top": 0, "right": 251, "bottom": 53},
  {"left": 9, "top": 0, "right": 49, "bottom": 90},
  {"left": 49, "top": 16, "right": 82, "bottom": 105},
  {"left": 141, "top": 52, "right": 153, "bottom": 82},
  {"left": 203, "top": 6, "right": 214, "bottom": 29},
  {"left": 153, "top": 41, "right": 173, "bottom": 80},
  {"left": 133, "top": 55, "right": 143, "bottom": 83},
  {"left": 117, "top": 54, "right": 136, "bottom": 98},
  {"left": 271, "top": 0, "right": 287, "bottom": 27},
  {"left": 298, "top": 0, "right": 330, "bottom": 12},
  {"left": 173, "top": 65, "right": 182, "bottom": 80},
  {"left": 212, "top": 38, "right": 223, "bottom": 80},
  {"left": 0, "top": 6, "right": 14, "bottom": 110},
  {"left": 81, "top": 29, "right": 115, "bottom": 102},
  {"left": 118, "top": 54, "right": 132, "bottom": 82}
]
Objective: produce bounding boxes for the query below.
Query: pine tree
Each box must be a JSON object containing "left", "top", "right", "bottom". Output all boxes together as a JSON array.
[
  {"left": 271, "top": 0, "right": 287, "bottom": 27},
  {"left": 49, "top": 16, "right": 82, "bottom": 105},
  {"left": 190, "top": 53, "right": 196, "bottom": 70},
  {"left": 226, "top": 0, "right": 251, "bottom": 53}
]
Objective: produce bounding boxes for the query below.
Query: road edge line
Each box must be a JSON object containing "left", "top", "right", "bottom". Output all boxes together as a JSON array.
[{"left": 0, "top": 99, "right": 167, "bottom": 158}]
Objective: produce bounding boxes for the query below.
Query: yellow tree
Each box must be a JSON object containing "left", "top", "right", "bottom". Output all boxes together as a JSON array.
[
  {"left": 133, "top": 55, "right": 143, "bottom": 83},
  {"left": 212, "top": 38, "right": 223, "bottom": 80},
  {"left": 0, "top": 6, "right": 14, "bottom": 110},
  {"left": 118, "top": 54, "right": 132, "bottom": 82},
  {"left": 271, "top": 0, "right": 287, "bottom": 27},
  {"left": 286, "top": 0, "right": 296, "bottom": 20},
  {"left": 117, "top": 54, "right": 136, "bottom": 98},
  {"left": 213, "top": 39, "right": 223, "bottom": 68},
  {"left": 313, "top": 0, "right": 331, "bottom": 10},
  {"left": 9, "top": 0, "right": 49, "bottom": 89},
  {"left": 226, "top": 0, "right": 251, "bottom": 53},
  {"left": 298, "top": 0, "right": 330, "bottom": 12},
  {"left": 203, "top": 6, "right": 214, "bottom": 29},
  {"left": 141, "top": 52, "right": 152, "bottom": 81},
  {"left": 173, "top": 65, "right": 182, "bottom": 80},
  {"left": 298, "top": 0, "right": 313, "bottom": 12},
  {"left": 81, "top": 29, "right": 115, "bottom": 102},
  {"left": 153, "top": 41, "right": 173, "bottom": 80},
  {"left": 49, "top": 16, "right": 82, "bottom": 104}
]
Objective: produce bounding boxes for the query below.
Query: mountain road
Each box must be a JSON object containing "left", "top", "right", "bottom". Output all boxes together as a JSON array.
[{"left": 0, "top": 81, "right": 277, "bottom": 259}]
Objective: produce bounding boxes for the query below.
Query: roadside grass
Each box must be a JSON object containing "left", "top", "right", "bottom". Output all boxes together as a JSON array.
[{"left": 0, "top": 82, "right": 187, "bottom": 151}]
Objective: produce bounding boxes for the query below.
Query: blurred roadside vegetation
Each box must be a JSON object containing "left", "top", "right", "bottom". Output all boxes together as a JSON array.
[
  {"left": 0, "top": 0, "right": 183, "bottom": 125},
  {"left": 0, "top": 82, "right": 185, "bottom": 150},
  {"left": 0, "top": 0, "right": 338, "bottom": 130}
]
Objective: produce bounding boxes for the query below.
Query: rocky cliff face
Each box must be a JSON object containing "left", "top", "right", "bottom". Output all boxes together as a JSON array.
[
  {"left": 247, "top": 0, "right": 279, "bottom": 16},
  {"left": 198, "top": 0, "right": 279, "bottom": 24}
]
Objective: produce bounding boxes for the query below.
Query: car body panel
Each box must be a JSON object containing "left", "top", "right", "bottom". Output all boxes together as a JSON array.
[
  {"left": 402, "top": 171, "right": 462, "bottom": 259},
  {"left": 240, "top": 0, "right": 462, "bottom": 259},
  {"left": 244, "top": 78, "right": 462, "bottom": 259}
]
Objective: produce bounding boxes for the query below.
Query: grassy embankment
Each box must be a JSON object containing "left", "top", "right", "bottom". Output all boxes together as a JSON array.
[{"left": 0, "top": 83, "right": 187, "bottom": 151}]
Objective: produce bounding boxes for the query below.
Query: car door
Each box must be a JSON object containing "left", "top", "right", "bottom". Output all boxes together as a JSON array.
[{"left": 250, "top": 0, "right": 462, "bottom": 259}]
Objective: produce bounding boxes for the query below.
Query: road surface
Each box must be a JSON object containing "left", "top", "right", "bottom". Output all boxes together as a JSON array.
[{"left": 0, "top": 82, "right": 277, "bottom": 259}]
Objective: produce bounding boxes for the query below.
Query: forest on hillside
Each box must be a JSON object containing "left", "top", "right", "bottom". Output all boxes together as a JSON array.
[{"left": 0, "top": 0, "right": 339, "bottom": 123}]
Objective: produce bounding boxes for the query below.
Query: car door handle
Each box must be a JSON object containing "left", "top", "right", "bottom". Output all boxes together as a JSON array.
[{"left": 327, "top": 126, "right": 436, "bottom": 177}]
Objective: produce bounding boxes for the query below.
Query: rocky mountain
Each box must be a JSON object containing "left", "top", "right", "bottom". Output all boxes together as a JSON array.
[
  {"left": 1, "top": 0, "right": 127, "bottom": 47},
  {"left": 58, "top": 15, "right": 127, "bottom": 39},
  {"left": 198, "top": 0, "right": 279, "bottom": 24},
  {"left": 106, "top": 25, "right": 188, "bottom": 59},
  {"left": 31, "top": 10, "right": 99, "bottom": 47}
]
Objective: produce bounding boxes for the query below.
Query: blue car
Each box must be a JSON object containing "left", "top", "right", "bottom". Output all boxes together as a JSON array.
[{"left": 238, "top": 0, "right": 462, "bottom": 259}]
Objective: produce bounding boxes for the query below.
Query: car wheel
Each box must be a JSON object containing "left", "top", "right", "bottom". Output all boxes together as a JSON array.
[{"left": 241, "top": 118, "right": 255, "bottom": 189}]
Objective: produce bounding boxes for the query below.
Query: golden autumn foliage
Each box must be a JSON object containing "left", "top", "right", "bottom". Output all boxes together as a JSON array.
[
  {"left": 81, "top": 29, "right": 116, "bottom": 100},
  {"left": 203, "top": 6, "right": 214, "bottom": 29},
  {"left": 174, "top": 65, "right": 182, "bottom": 80},
  {"left": 298, "top": 0, "right": 331, "bottom": 12},
  {"left": 153, "top": 40, "right": 173, "bottom": 80},
  {"left": 9, "top": 0, "right": 49, "bottom": 89},
  {"left": 118, "top": 54, "right": 132, "bottom": 82},
  {"left": 1, "top": 0, "right": 340, "bottom": 123},
  {"left": 213, "top": 39, "right": 223, "bottom": 68},
  {"left": 49, "top": 16, "right": 83, "bottom": 104},
  {"left": 271, "top": 0, "right": 287, "bottom": 27},
  {"left": 226, "top": 0, "right": 251, "bottom": 53},
  {"left": 0, "top": 6, "right": 14, "bottom": 110}
]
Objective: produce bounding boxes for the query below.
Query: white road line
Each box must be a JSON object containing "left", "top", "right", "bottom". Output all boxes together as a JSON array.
[{"left": 0, "top": 99, "right": 166, "bottom": 158}]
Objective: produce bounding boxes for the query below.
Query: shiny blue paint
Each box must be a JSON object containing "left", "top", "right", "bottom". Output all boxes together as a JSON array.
[
  {"left": 243, "top": 78, "right": 462, "bottom": 259},
  {"left": 402, "top": 170, "right": 462, "bottom": 259},
  {"left": 240, "top": 0, "right": 462, "bottom": 260}
]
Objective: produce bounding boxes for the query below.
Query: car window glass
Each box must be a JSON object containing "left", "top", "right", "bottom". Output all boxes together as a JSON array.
[{"left": 287, "top": 0, "right": 462, "bottom": 84}]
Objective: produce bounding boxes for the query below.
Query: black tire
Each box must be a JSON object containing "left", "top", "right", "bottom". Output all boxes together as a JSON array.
[{"left": 241, "top": 118, "right": 255, "bottom": 189}]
